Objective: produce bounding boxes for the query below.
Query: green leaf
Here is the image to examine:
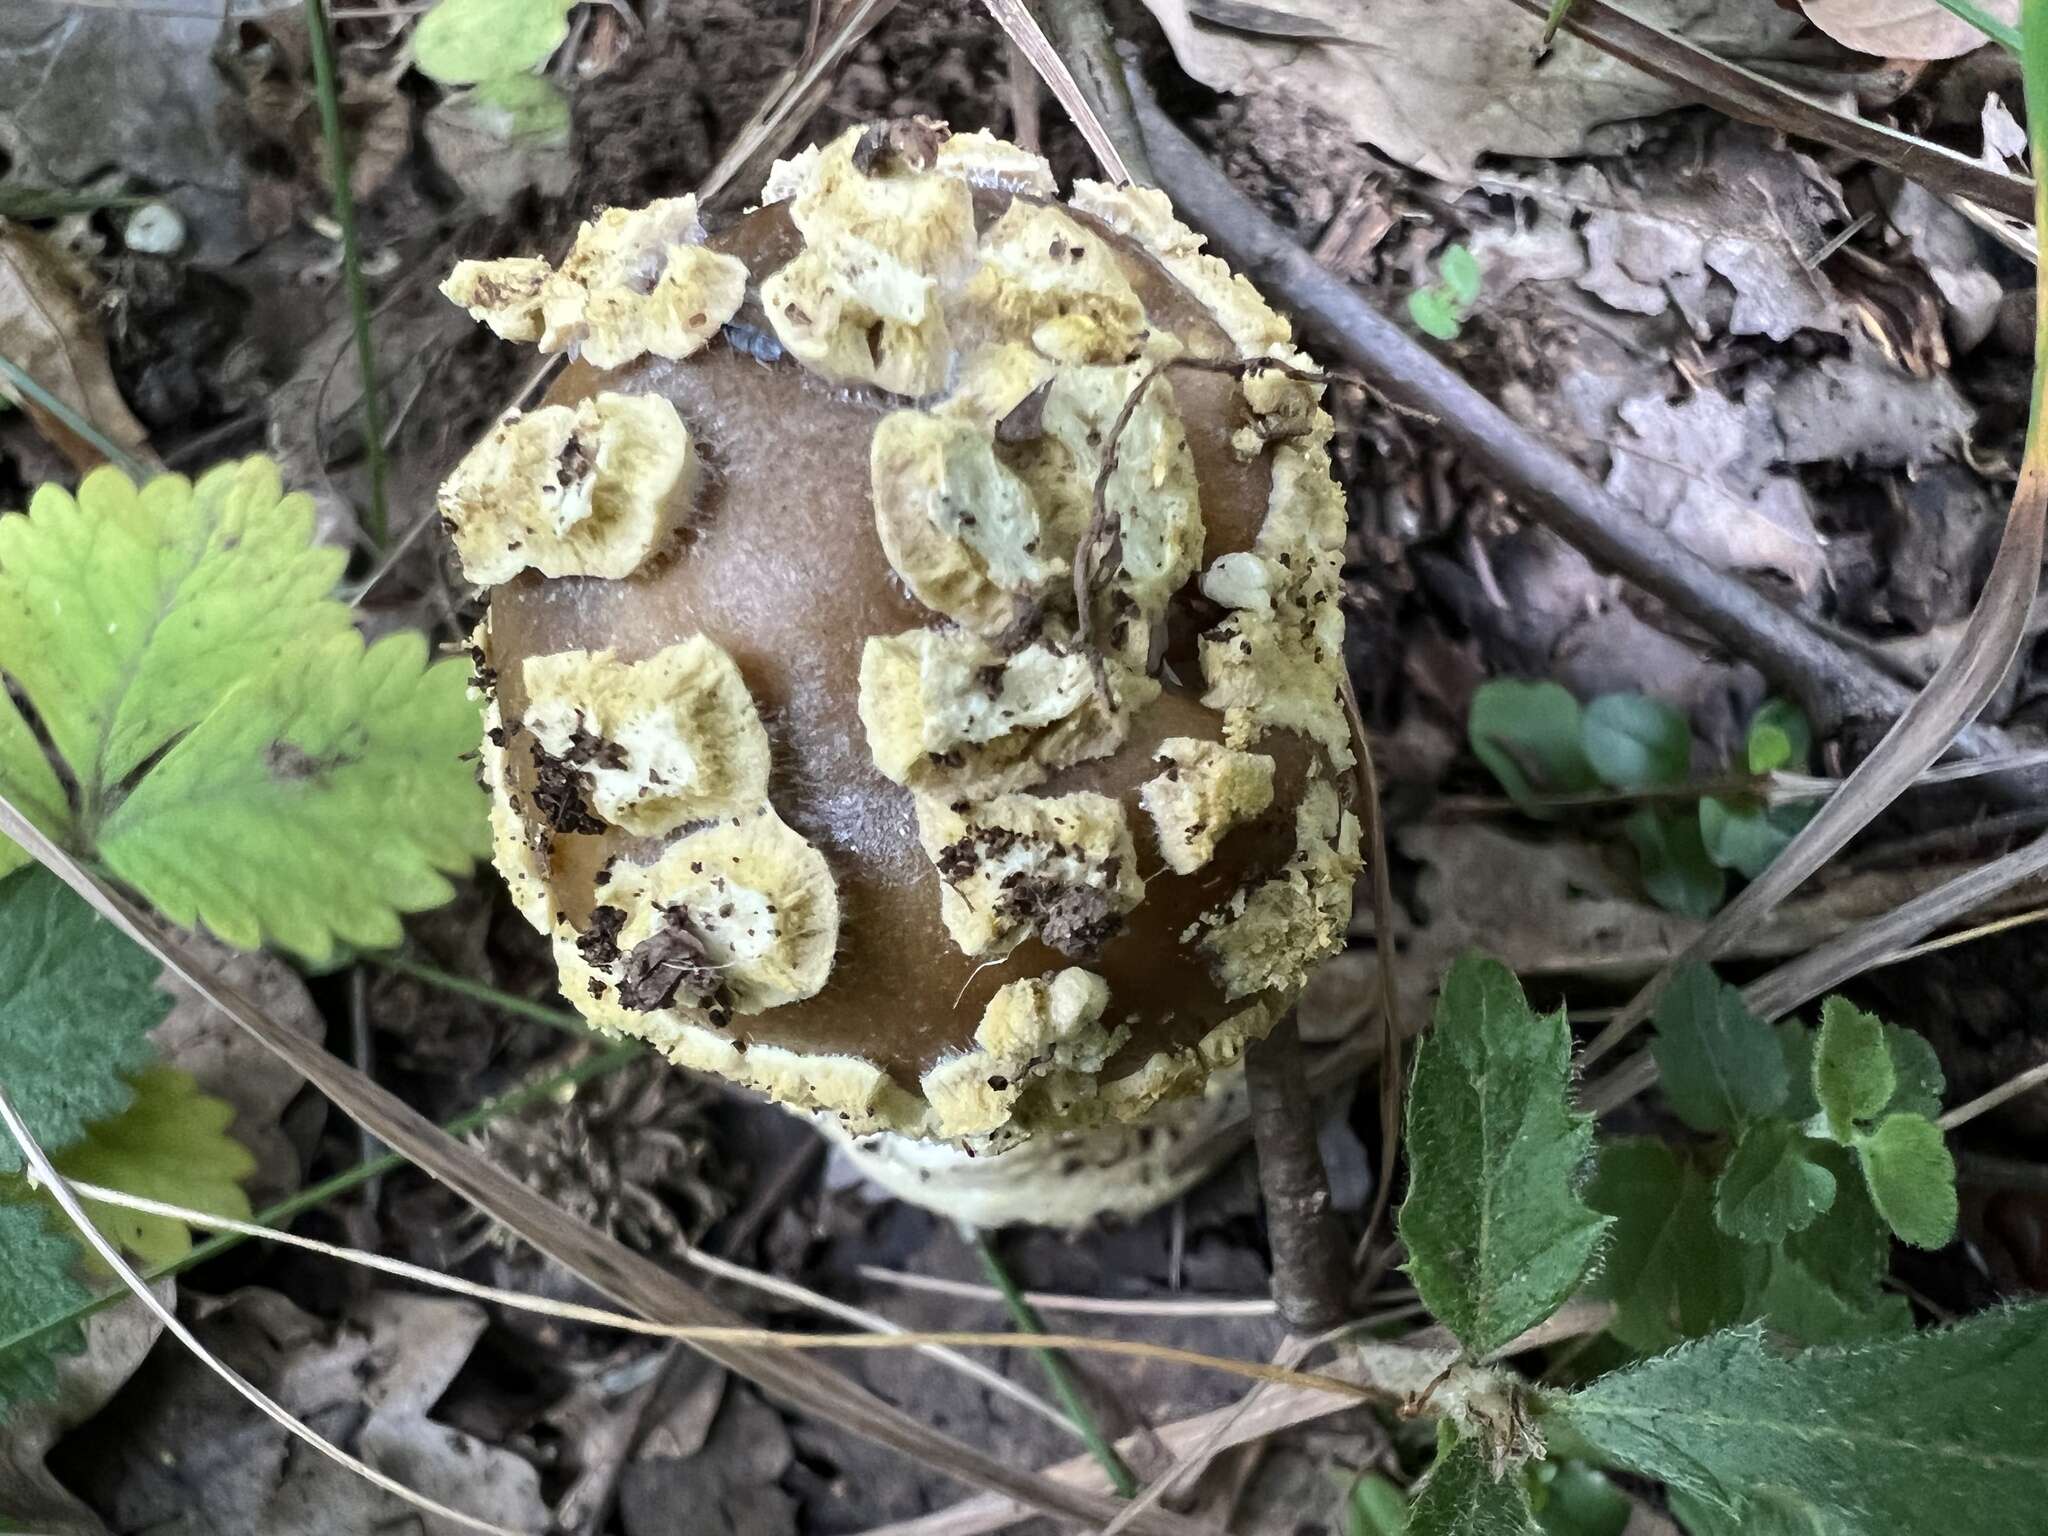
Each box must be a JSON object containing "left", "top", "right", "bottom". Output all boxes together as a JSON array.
[
  {"left": 0, "top": 1203, "right": 88, "bottom": 1420},
  {"left": 1528, "top": 1461, "right": 1629, "bottom": 1536},
  {"left": 1586, "top": 1139, "right": 1757, "bottom": 1354},
  {"left": 1650, "top": 964, "right": 1787, "bottom": 1134},
  {"left": 1746, "top": 699, "right": 1813, "bottom": 774},
  {"left": 463, "top": 72, "right": 573, "bottom": 143},
  {"left": 1547, "top": 1305, "right": 2048, "bottom": 1536},
  {"left": 1411, "top": 1431, "right": 1540, "bottom": 1536},
  {"left": 1754, "top": 1250, "right": 1910, "bottom": 1349},
  {"left": 1468, "top": 682, "right": 1596, "bottom": 814},
  {"left": 1813, "top": 998, "right": 1894, "bottom": 1140},
  {"left": 0, "top": 460, "right": 349, "bottom": 817},
  {"left": 1764, "top": 1144, "right": 1911, "bottom": 1346},
  {"left": 1714, "top": 1120, "right": 1836, "bottom": 1243},
  {"left": 0, "top": 868, "right": 167, "bottom": 1174},
  {"left": 96, "top": 629, "right": 487, "bottom": 963},
  {"left": 1699, "top": 794, "right": 1812, "bottom": 881},
  {"left": 1439, "top": 245, "right": 1483, "bottom": 308},
  {"left": 1624, "top": 807, "right": 1724, "bottom": 918},
  {"left": 414, "top": 0, "right": 575, "bottom": 87},
  {"left": 47, "top": 1066, "right": 254, "bottom": 1266},
  {"left": 1580, "top": 693, "right": 1690, "bottom": 789},
  {"left": 1879, "top": 1024, "right": 1944, "bottom": 1120},
  {"left": 1399, "top": 954, "right": 1609, "bottom": 1358},
  {"left": 1669, "top": 1488, "right": 1830, "bottom": 1536},
  {"left": 0, "top": 688, "right": 72, "bottom": 880},
  {"left": 1777, "top": 1020, "right": 1820, "bottom": 1122},
  {"left": 1345, "top": 1473, "right": 1411, "bottom": 1536},
  {"left": 1856, "top": 1112, "right": 1957, "bottom": 1249},
  {"left": 1410, "top": 287, "right": 1464, "bottom": 341}
]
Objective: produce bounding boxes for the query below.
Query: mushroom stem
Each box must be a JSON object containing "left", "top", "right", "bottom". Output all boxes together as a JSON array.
[{"left": 1244, "top": 1010, "right": 1350, "bottom": 1334}]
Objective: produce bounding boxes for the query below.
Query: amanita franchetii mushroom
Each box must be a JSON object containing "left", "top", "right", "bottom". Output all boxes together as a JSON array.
[{"left": 437, "top": 120, "right": 1361, "bottom": 1226}]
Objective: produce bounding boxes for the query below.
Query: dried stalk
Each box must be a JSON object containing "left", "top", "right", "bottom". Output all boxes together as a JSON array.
[{"left": 1245, "top": 1012, "right": 1350, "bottom": 1333}]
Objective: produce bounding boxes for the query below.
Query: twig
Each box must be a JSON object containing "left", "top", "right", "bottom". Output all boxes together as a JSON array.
[
  {"left": 1940, "top": 1059, "right": 2048, "bottom": 1131},
  {"left": 979, "top": 0, "right": 1136, "bottom": 184},
  {"left": 303, "top": 0, "right": 389, "bottom": 546},
  {"left": 1244, "top": 1012, "right": 1350, "bottom": 1334},
  {"left": 1341, "top": 670, "right": 1404, "bottom": 1266},
  {"left": 1129, "top": 88, "right": 2035, "bottom": 774},
  {"left": 857, "top": 1266, "right": 1281, "bottom": 1317},
  {"left": 971, "top": 1233, "right": 1141, "bottom": 1495},
  {"left": 1029, "top": 0, "right": 1154, "bottom": 183},
  {"left": 1503, "top": 0, "right": 2032, "bottom": 222}
]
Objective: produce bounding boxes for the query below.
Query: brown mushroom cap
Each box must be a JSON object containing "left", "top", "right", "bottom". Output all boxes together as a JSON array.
[{"left": 449, "top": 127, "right": 1360, "bottom": 1147}]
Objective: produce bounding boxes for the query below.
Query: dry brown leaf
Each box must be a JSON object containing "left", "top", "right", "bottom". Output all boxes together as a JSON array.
[
  {"left": 0, "top": 223, "right": 151, "bottom": 472},
  {"left": 1798, "top": 0, "right": 2016, "bottom": 61}
]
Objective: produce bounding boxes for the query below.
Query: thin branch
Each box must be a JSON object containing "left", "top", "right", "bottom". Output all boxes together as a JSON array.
[
  {"left": 1027, "top": 0, "right": 1154, "bottom": 183},
  {"left": 1245, "top": 1011, "right": 1351, "bottom": 1334},
  {"left": 1940, "top": 1059, "right": 2048, "bottom": 1131},
  {"left": 1129, "top": 88, "right": 2033, "bottom": 777}
]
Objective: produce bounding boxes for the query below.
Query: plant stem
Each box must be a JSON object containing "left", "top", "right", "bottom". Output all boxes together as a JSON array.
[
  {"left": 970, "top": 1232, "right": 1141, "bottom": 1497},
  {"left": 369, "top": 952, "right": 597, "bottom": 1039},
  {"left": 0, "top": 1041, "right": 642, "bottom": 1368},
  {"left": 0, "top": 353, "right": 149, "bottom": 483},
  {"left": 302, "top": 0, "right": 389, "bottom": 547},
  {"left": 1244, "top": 1012, "right": 1350, "bottom": 1334}
]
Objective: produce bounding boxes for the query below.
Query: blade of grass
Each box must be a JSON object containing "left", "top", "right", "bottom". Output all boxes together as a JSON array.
[
  {"left": 0, "top": 353, "right": 149, "bottom": 482},
  {"left": 369, "top": 952, "right": 597, "bottom": 1039},
  {"left": 1573, "top": 0, "right": 2048, "bottom": 1072},
  {"left": 303, "top": 0, "right": 389, "bottom": 547},
  {"left": 971, "top": 1232, "right": 1141, "bottom": 1497}
]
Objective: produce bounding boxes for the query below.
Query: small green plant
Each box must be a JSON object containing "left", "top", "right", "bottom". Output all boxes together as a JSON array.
[
  {"left": 1380, "top": 953, "right": 2032, "bottom": 1535},
  {"left": 1466, "top": 680, "right": 1815, "bottom": 918},
  {"left": 0, "top": 457, "right": 488, "bottom": 1419},
  {"left": 1408, "top": 244, "right": 1482, "bottom": 341},
  {"left": 412, "top": 0, "right": 576, "bottom": 144}
]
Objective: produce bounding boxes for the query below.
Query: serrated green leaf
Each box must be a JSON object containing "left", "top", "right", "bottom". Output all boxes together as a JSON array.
[
  {"left": 1764, "top": 1143, "right": 1909, "bottom": 1346},
  {"left": 1624, "top": 806, "right": 1725, "bottom": 918},
  {"left": 1399, "top": 955, "right": 1609, "bottom": 1357},
  {"left": 96, "top": 630, "right": 487, "bottom": 964},
  {"left": 0, "top": 688, "right": 71, "bottom": 880},
  {"left": 1879, "top": 1024, "right": 1944, "bottom": 1120},
  {"left": 1587, "top": 1139, "right": 1758, "bottom": 1354},
  {"left": 1754, "top": 1250, "right": 1910, "bottom": 1349},
  {"left": 1856, "top": 1112, "right": 1957, "bottom": 1249},
  {"left": 1439, "top": 245, "right": 1483, "bottom": 307},
  {"left": 48, "top": 1066, "right": 254, "bottom": 1266},
  {"left": 1412, "top": 1432, "right": 1540, "bottom": 1536},
  {"left": 1746, "top": 699, "right": 1812, "bottom": 775},
  {"left": 0, "top": 460, "right": 350, "bottom": 814},
  {"left": 1527, "top": 1461, "right": 1629, "bottom": 1536},
  {"left": 1813, "top": 997, "right": 1894, "bottom": 1141},
  {"left": 0, "top": 868, "right": 166, "bottom": 1174},
  {"left": 1581, "top": 693, "right": 1690, "bottom": 790},
  {"left": 1548, "top": 1305, "right": 2048, "bottom": 1536},
  {"left": 1346, "top": 1472, "right": 1411, "bottom": 1536},
  {"left": 1669, "top": 1488, "right": 1830, "bottom": 1536},
  {"left": 414, "top": 0, "right": 575, "bottom": 86},
  {"left": 1468, "top": 682, "right": 1596, "bottom": 815},
  {"left": 0, "top": 1203, "right": 88, "bottom": 1420},
  {"left": 1650, "top": 964, "right": 1786, "bottom": 1134},
  {"left": 1715, "top": 1120, "right": 1835, "bottom": 1243},
  {"left": 1699, "top": 794, "right": 1813, "bottom": 881}
]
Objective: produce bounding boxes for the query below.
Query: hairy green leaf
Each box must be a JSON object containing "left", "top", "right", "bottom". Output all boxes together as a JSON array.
[
  {"left": 414, "top": 0, "right": 576, "bottom": 86},
  {"left": 0, "top": 1203, "right": 88, "bottom": 1419},
  {"left": 1587, "top": 1139, "right": 1756, "bottom": 1354},
  {"left": 0, "top": 460, "right": 349, "bottom": 819},
  {"left": 96, "top": 630, "right": 487, "bottom": 963},
  {"left": 1778, "top": 1021, "right": 1820, "bottom": 1121},
  {"left": 1814, "top": 998, "right": 1894, "bottom": 1140},
  {"left": 1879, "top": 1025, "right": 1944, "bottom": 1120},
  {"left": 1715, "top": 1120, "right": 1835, "bottom": 1243},
  {"left": 1582, "top": 693, "right": 1690, "bottom": 789},
  {"left": 1746, "top": 699, "right": 1813, "bottom": 775},
  {"left": 48, "top": 1066, "right": 255, "bottom": 1266},
  {"left": 1625, "top": 806, "right": 1725, "bottom": 918},
  {"left": 1412, "top": 1432, "right": 1540, "bottom": 1536},
  {"left": 1755, "top": 1250, "right": 1910, "bottom": 1348},
  {"left": 1651, "top": 964, "right": 1787, "bottom": 1134},
  {"left": 1669, "top": 1488, "right": 1830, "bottom": 1536},
  {"left": 1400, "top": 955, "right": 1609, "bottom": 1357},
  {"left": 1468, "top": 681, "right": 1596, "bottom": 815},
  {"left": 1856, "top": 1113, "right": 1957, "bottom": 1249},
  {"left": 0, "top": 868, "right": 166, "bottom": 1173},
  {"left": 1766, "top": 1143, "right": 1910, "bottom": 1345},
  {"left": 1548, "top": 1305, "right": 2048, "bottom": 1535}
]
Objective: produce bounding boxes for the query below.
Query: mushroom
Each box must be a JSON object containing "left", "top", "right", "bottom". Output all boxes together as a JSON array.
[{"left": 439, "top": 123, "right": 1361, "bottom": 1226}]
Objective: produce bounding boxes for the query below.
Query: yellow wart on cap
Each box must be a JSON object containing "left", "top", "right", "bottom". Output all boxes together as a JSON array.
[{"left": 1139, "top": 738, "right": 1276, "bottom": 875}]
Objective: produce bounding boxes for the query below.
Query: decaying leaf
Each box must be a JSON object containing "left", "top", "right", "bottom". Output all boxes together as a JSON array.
[
  {"left": 0, "top": 224, "right": 151, "bottom": 472},
  {"left": 1798, "top": 0, "right": 2017, "bottom": 61},
  {"left": 1138, "top": 0, "right": 1805, "bottom": 182}
]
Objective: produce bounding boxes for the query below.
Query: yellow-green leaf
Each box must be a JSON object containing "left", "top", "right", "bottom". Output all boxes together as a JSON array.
[
  {"left": 414, "top": 0, "right": 576, "bottom": 86},
  {"left": 49, "top": 1066, "right": 255, "bottom": 1267},
  {"left": 97, "top": 630, "right": 488, "bottom": 963}
]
